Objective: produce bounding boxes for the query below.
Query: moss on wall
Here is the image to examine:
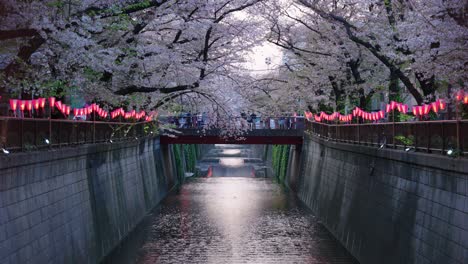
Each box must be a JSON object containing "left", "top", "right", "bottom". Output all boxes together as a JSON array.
[
  {"left": 272, "top": 145, "right": 290, "bottom": 184},
  {"left": 171, "top": 144, "right": 199, "bottom": 183}
]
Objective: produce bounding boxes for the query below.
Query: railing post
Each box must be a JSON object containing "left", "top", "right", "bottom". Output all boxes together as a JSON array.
[
  {"left": 58, "top": 121, "right": 61, "bottom": 147},
  {"left": 20, "top": 118, "right": 24, "bottom": 151},
  {"left": 93, "top": 112, "right": 96, "bottom": 143},
  {"left": 335, "top": 123, "right": 338, "bottom": 141},
  {"left": 49, "top": 106, "right": 52, "bottom": 147},
  {"left": 414, "top": 123, "right": 417, "bottom": 152},
  {"left": 34, "top": 119, "right": 37, "bottom": 148},
  {"left": 441, "top": 122, "right": 445, "bottom": 154},
  {"left": 456, "top": 119, "right": 461, "bottom": 156},
  {"left": 357, "top": 123, "right": 360, "bottom": 145},
  {"left": 392, "top": 112, "right": 396, "bottom": 149},
  {"left": 456, "top": 101, "right": 460, "bottom": 155},
  {"left": 426, "top": 122, "right": 430, "bottom": 153}
]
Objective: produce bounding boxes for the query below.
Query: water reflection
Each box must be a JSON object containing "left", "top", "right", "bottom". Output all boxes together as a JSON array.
[
  {"left": 221, "top": 149, "right": 242, "bottom": 155},
  {"left": 104, "top": 145, "right": 357, "bottom": 264},
  {"left": 219, "top": 157, "right": 244, "bottom": 167}
]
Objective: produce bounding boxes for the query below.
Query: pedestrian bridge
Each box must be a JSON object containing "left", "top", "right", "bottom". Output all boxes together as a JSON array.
[
  {"left": 159, "top": 116, "right": 305, "bottom": 145},
  {"left": 160, "top": 128, "right": 304, "bottom": 145}
]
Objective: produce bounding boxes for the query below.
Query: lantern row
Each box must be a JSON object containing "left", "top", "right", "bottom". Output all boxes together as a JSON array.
[
  {"left": 8, "top": 97, "right": 155, "bottom": 122},
  {"left": 455, "top": 90, "right": 468, "bottom": 104},
  {"left": 305, "top": 99, "right": 455, "bottom": 123}
]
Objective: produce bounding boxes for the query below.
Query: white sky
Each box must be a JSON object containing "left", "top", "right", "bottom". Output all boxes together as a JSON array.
[
  {"left": 243, "top": 41, "right": 283, "bottom": 74},
  {"left": 234, "top": 9, "right": 284, "bottom": 75}
]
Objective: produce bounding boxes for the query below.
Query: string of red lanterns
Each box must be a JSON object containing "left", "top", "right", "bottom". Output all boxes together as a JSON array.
[
  {"left": 307, "top": 97, "right": 457, "bottom": 123},
  {"left": 7, "top": 97, "right": 156, "bottom": 123}
]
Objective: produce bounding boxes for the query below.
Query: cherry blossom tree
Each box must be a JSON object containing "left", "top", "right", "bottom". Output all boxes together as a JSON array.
[
  {"left": 256, "top": 0, "right": 467, "bottom": 114},
  {"left": 0, "top": 0, "right": 266, "bottom": 114},
  {"left": 1, "top": 0, "right": 466, "bottom": 118},
  {"left": 293, "top": 0, "right": 467, "bottom": 105}
]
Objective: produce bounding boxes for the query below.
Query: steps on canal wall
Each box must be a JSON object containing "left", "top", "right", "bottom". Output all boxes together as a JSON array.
[
  {"left": 292, "top": 136, "right": 468, "bottom": 264},
  {"left": 0, "top": 138, "right": 178, "bottom": 264}
]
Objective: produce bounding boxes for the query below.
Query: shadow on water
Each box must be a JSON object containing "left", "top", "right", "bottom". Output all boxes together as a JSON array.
[{"left": 102, "top": 144, "right": 358, "bottom": 264}]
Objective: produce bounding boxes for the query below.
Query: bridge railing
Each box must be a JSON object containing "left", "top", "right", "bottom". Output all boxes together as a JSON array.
[
  {"left": 0, "top": 117, "right": 154, "bottom": 152},
  {"left": 306, "top": 120, "right": 468, "bottom": 155},
  {"left": 160, "top": 116, "right": 306, "bottom": 130}
]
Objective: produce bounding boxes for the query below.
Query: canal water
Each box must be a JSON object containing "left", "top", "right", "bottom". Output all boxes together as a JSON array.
[{"left": 104, "top": 145, "right": 357, "bottom": 264}]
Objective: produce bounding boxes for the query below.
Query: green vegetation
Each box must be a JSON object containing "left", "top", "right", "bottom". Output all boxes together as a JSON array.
[
  {"left": 143, "top": 122, "right": 158, "bottom": 135},
  {"left": 272, "top": 145, "right": 290, "bottom": 185},
  {"left": 46, "top": 0, "right": 66, "bottom": 9},
  {"left": 395, "top": 135, "right": 414, "bottom": 146},
  {"left": 83, "top": 67, "right": 103, "bottom": 82},
  {"left": 183, "top": 144, "right": 198, "bottom": 173},
  {"left": 108, "top": 14, "right": 134, "bottom": 31},
  {"left": 171, "top": 144, "right": 199, "bottom": 185},
  {"left": 172, "top": 144, "right": 184, "bottom": 183},
  {"left": 122, "top": 0, "right": 152, "bottom": 13}
]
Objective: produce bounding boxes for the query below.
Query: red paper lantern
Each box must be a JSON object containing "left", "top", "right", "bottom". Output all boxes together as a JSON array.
[
  {"left": 464, "top": 96, "right": 468, "bottom": 104},
  {"left": 438, "top": 99, "right": 446, "bottom": 110},
  {"left": 9, "top": 99, "right": 18, "bottom": 111},
  {"left": 455, "top": 90, "right": 464, "bottom": 101},
  {"left": 49, "top": 97, "right": 56, "bottom": 108},
  {"left": 423, "top": 105, "right": 430, "bottom": 115},
  {"left": 55, "top": 101, "right": 62, "bottom": 110},
  {"left": 33, "top": 99, "right": 40, "bottom": 110},
  {"left": 396, "top": 103, "right": 402, "bottom": 112},
  {"left": 378, "top": 111, "right": 384, "bottom": 119},
  {"left": 26, "top": 100, "right": 33, "bottom": 111},
  {"left": 385, "top": 104, "right": 390, "bottom": 113},
  {"left": 39, "top": 98, "right": 46, "bottom": 108},
  {"left": 401, "top": 104, "right": 408, "bottom": 114},
  {"left": 431, "top": 102, "right": 439, "bottom": 113},
  {"left": 66, "top": 106, "right": 71, "bottom": 115},
  {"left": 19, "top": 100, "right": 26, "bottom": 111},
  {"left": 417, "top": 106, "right": 424, "bottom": 116}
]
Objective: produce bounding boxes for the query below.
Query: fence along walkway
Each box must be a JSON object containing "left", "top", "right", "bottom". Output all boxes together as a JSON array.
[
  {"left": 0, "top": 117, "right": 152, "bottom": 152},
  {"left": 1, "top": 116, "right": 467, "bottom": 157},
  {"left": 307, "top": 120, "right": 468, "bottom": 156}
]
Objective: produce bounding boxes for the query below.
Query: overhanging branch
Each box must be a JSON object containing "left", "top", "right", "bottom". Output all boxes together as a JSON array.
[{"left": 114, "top": 82, "right": 200, "bottom": 95}]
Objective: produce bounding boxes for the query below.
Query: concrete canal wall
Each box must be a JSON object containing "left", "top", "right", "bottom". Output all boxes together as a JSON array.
[
  {"left": 292, "top": 135, "right": 468, "bottom": 264},
  {"left": 0, "top": 138, "right": 179, "bottom": 264}
]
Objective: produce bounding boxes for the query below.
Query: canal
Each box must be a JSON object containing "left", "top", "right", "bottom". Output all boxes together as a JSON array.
[{"left": 104, "top": 145, "right": 357, "bottom": 264}]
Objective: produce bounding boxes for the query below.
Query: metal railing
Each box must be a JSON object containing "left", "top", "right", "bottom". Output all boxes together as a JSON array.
[
  {"left": 160, "top": 116, "right": 306, "bottom": 130},
  {"left": 0, "top": 117, "right": 155, "bottom": 152},
  {"left": 2, "top": 115, "right": 466, "bottom": 156},
  {"left": 306, "top": 120, "right": 468, "bottom": 156}
]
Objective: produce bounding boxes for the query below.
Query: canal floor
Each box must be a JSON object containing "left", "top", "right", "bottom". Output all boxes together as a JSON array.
[{"left": 104, "top": 176, "right": 358, "bottom": 264}]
